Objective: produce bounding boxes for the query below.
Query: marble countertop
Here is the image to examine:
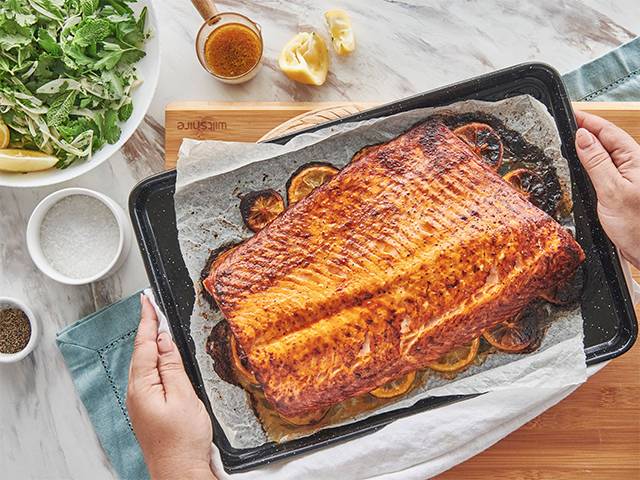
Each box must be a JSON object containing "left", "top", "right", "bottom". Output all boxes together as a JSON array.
[{"left": 1, "top": 1, "right": 638, "bottom": 478}]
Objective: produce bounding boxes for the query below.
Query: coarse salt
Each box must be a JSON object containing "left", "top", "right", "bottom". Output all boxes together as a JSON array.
[{"left": 40, "top": 195, "right": 120, "bottom": 279}]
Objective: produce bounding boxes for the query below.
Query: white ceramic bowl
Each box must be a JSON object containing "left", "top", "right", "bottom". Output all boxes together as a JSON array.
[
  {"left": 0, "top": 297, "right": 38, "bottom": 363},
  {"left": 26, "top": 188, "right": 132, "bottom": 285},
  {"left": 0, "top": 0, "right": 160, "bottom": 188}
]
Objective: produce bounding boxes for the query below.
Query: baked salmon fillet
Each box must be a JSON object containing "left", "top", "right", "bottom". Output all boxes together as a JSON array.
[{"left": 203, "top": 121, "right": 585, "bottom": 417}]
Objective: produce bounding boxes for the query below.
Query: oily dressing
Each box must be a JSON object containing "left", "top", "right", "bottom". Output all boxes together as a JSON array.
[{"left": 204, "top": 23, "right": 261, "bottom": 78}]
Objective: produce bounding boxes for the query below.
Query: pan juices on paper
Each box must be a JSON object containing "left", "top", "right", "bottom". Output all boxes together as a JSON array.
[{"left": 201, "top": 114, "right": 585, "bottom": 439}]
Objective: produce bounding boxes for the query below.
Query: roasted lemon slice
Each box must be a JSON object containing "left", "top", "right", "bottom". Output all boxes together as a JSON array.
[
  {"left": 0, "top": 121, "right": 10, "bottom": 149},
  {"left": 0, "top": 149, "right": 58, "bottom": 172},
  {"left": 502, "top": 167, "right": 553, "bottom": 213},
  {"left": 453, "top": 123, "right": 503, "bottom": 170},
  {"left": 370, "top": 371, "right": 416, "bottom": 399},
  {"left": 483, "top": 313, "right": 538, "bottom": 353},
  {"left": 427, "top": 338, "right": 480, "bottom": 373},
  {"left": 287, "top": 163, "right": 339, "bottom": 204},
  {"left": 324, "top": 9, "right": 355, "bottom": 55},
  {"left": 279, "top": 32, "right": 329, "bottom": 86},
  {"left": 239, "top": 189, "right": 285, "bottom": 232}
]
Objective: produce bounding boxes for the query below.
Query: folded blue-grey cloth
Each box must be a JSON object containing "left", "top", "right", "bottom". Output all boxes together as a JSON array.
[
  {"left": 563, "top": 36, "right": 640, "bottom": 101},
  {"left": 56, "top": 292, "right": 149, "bottom": 480},
  {"left": 55, "top": 35, "right": 639, "bottom": 480}
]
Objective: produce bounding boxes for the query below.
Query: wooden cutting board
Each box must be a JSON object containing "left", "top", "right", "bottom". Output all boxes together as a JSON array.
[
  {"left": 164, "top": 101, "right": 640, "bottom": 478},
  {"left": 164, "top": 101, "right": 640, "bottom": 168},
  {"left": 165, "top": 102, "right": 371, "bottom": 167}
]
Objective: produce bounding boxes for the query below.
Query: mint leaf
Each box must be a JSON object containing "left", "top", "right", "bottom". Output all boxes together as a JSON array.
[
  {"left": 72, "top": 18, "right": 111, "bottom": 47},
  {"left": 46, "top": 90, "right": 77, "bottom": 127}
]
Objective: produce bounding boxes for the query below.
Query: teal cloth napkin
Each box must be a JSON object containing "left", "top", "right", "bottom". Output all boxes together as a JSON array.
[
  {"left": 56, "top": 293, "right": 149, "bottom": 480},
  {"left": 56, "top": 36, "right": 639, "bottom": 480},
  {"left": 563, "top": 36, "right": 640, "bottom": 101}
]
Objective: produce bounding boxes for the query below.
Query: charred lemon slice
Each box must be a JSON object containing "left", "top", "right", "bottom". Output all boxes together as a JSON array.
[
  {"left": 453, "top": 123, "right": 503, "bottom": 170},
  {"left": 483, "top": 311, "right": 539, "bottom": 353},
  {"left": 0, "top": 149, "right": 58, "bottom": 172},
  {"left": 287, "top": 163, "right": 339, "bottom": 204},
  {"left": 324, "top": 9, "right": 355, "bottom": 55},
  {"left": 280, "top": 407, "right": 329, "bottom": 426},
  {"left": 230, "top": 334, "right": 259, "bottom": 386},
  {"left": 239, "top": 189, "right": 285, "bottom": 233},
  {"left": 0, "top": 121, "right": 10, "bottom": 149},
  {"left": 370, "top": 371, "right": 416, "bottom": 399},
  {"left": 427, "top": 338, "right": 480, "bottom": 373},
  {"left": 279, "top": 32, "right": 329, "bottom": 86},
  {"left": 503, "top": 168, "right": 550, "bottom": 211}
]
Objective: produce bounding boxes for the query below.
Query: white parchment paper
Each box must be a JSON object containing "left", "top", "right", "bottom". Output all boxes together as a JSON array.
[{"left": 175, "top": 95, "right": 587, "bottom": 448}]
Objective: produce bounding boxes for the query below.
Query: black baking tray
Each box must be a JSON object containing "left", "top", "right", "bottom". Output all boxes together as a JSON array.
[{"left": 129, "top": 62, "right": 637, "bottom": 473}]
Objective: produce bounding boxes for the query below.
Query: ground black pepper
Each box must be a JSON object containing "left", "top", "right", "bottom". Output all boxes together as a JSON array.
[{"left": 0, "top": 308, "right": 31, "bottom": 353}]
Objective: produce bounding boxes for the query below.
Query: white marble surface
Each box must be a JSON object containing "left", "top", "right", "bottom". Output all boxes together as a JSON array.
[{"left": 0, "top": 1, "right": 638, "bottom": 478}]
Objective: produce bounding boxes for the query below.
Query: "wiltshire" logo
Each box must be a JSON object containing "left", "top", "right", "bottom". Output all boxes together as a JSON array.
[{"left": 177, "top": 120, "right": 228, "bottom": 131}]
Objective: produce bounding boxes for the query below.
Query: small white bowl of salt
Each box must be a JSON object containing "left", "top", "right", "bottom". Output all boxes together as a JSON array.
[{"left": 27, "top": 188, "right": 131, "bottom": 285}]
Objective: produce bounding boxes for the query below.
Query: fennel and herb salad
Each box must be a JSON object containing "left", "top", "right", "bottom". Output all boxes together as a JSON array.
[{"left": 0, "top": 0, "right": 148, "bottom": 171}]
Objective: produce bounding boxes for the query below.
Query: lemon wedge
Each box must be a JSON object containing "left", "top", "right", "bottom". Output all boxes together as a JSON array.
[
  {"left": 279, "top": 32, "right": 329, "bottom": 86},
  {"left": 0, "top": 121, "right": 10, "bottom": 149},
  {"left": 324, "top": 9, "right": 355, "bottom": 55},
  {"left": 0, "top": 149, "right": 58, "bottom": 172}
]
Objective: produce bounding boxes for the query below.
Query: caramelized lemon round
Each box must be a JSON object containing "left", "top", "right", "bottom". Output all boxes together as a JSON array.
[
  {"left": 287, "top": 163, "right": 339, "bottom": 204},
  {"left": 239, "top": 189, "right": 285, "bottom": 233},
  {"left": 370, "top": 371, "right": 416, "bottom": 399},
  {"left": 427, "top": 338, "right": 480, "bottom": 373},
  {"left": 453, "top": 123, "right": 503, "bottom": 170},
  {"left": 483, "top": 313, "right": 538, "bottom": 353}
]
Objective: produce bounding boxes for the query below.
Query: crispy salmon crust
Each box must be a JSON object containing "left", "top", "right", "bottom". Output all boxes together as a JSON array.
[{"left": 203, "top": 121, "right": 585, "bottom": 417}]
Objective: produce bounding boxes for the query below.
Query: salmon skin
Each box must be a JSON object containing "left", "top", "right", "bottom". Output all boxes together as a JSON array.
[{"left": 203, "top": 121, "right": 585, "bottom": 418}]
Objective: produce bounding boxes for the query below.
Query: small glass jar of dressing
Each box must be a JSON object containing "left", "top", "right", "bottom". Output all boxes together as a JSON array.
[{"left": 192, "top": 1, "right": 263, "bottom": 84}]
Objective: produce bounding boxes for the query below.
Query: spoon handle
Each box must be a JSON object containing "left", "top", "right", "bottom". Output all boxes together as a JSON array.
[{"left": 191, "top": 0, "right": 218, "bottom": 21}]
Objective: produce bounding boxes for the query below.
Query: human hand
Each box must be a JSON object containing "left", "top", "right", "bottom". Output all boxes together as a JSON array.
[
  {"left": 127, "top": 294, "right": 215, "bottom": 480},
  {"left": 574, "top": 110, "right": 640, "bottom": 269}
]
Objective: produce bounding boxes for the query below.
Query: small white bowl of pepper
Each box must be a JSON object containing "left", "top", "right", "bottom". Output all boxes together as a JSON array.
[{"left": 0, "top": 297, "right": 38, "bottom": 363}]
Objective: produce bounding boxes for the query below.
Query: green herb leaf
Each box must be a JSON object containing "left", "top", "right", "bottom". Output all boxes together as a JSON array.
[
  {"left": 103, "top": 110, "right": 121, "bottom": 144},
  {"left": 37, "top": 29, "right": 62, "bottom": 56},
  {"left": 118, "top": 102, "right": 133, "bottom": 122},
  {"left": 72, "top": 18, "right": 111, "bottom": 47},
  {"left": 57, "top": 117, "right": 95, "bottom": 142},
  {"left": 73, "top": 0, "right": 100, "bottom": 16},
  {"left": 46, "top": 90, "right": 77, "bottom": 127}
]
